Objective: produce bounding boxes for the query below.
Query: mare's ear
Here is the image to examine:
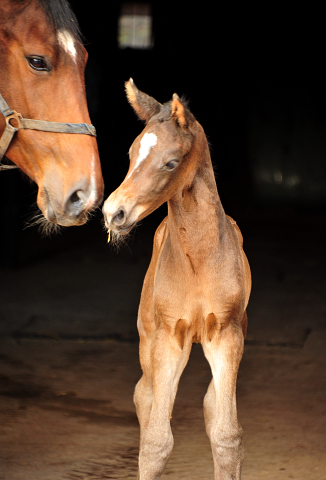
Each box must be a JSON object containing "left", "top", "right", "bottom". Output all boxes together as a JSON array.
[
  {"left": 125, "top": 78, "right": 161, "bottom": 123},
  {"left": 171, "top": 93, "right": 188, "bottom": 130}
]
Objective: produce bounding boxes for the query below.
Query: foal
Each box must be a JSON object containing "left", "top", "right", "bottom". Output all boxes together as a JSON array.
[{"left": 103, "top": 79, "right": 251, "bottom": 480}]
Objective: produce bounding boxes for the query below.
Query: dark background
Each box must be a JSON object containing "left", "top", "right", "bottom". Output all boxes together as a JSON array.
[
  {"left": 1, "top": 1, "right": 326, "bottom": 265},
  {"left": 74, "top": 0, "right": 326, "bottom": 210}
]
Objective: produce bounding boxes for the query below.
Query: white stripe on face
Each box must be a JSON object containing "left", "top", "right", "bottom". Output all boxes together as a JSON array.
[
  {"left": 57, "top": 29, "right": 77, "bottom": 60},
  {"left": 127, "top": 132, "right": 157, "bottom": 178}
]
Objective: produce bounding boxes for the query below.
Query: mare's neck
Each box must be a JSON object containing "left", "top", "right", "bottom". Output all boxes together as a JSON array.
[{"left": 166, "top": 123, "right": 227, "bottom": 269}]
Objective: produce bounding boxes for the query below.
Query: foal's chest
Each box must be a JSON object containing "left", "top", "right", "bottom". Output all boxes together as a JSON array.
[{"left": 139, "top": 220, "right": 245, "bottom": 340}]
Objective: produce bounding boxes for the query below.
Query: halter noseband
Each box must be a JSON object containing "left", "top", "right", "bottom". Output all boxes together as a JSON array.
[{"left": 0, "top": 93, "right": 96, "bottom": 171}]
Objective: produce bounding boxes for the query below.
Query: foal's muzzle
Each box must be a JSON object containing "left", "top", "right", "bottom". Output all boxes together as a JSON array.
[{"left": 103, "top": 204, "right": 137, "bottom": 235}]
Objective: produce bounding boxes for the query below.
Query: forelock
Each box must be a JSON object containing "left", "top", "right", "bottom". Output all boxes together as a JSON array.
[{"left": 37, "top": 0, "right": 82, "bottom": 42}]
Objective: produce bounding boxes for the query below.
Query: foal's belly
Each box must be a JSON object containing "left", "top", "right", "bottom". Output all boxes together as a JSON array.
[{"left": 144, "top": 278, "right": 243, "bottom": 344}]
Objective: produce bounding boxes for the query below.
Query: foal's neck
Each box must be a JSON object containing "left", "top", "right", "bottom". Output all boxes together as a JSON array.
[{"left": 167, "top": 122, "right": 227, "bottom": 267}]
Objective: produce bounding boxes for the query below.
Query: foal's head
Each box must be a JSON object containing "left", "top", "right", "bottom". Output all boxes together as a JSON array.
[{"left": 103, "top": 79, "right": 198, "bottom": 237}]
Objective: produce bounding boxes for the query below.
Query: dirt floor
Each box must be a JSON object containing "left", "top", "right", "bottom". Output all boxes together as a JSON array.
[
  {"left": 1, "top": 210, "right": 326, "bottom": 479},
  {"left": 0, "top": 339, "right": 325, "bottom": 480}
]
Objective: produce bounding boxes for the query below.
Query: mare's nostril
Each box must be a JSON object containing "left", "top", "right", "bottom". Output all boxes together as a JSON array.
[
  {"left": 66, "top": 189, "right": 87, "bottom": 216},
  {"left": 112, "top": 208, "right": 126, "bottom": 226},
  {"left": 70, "top": 190, "right": 83, "bottom": 204}
]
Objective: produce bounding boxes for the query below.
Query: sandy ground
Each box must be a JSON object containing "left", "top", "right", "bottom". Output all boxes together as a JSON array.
[
  {"left": 0, "top": 211, "right": 326, "bottom": 479},
  {"left": 0, "top": 339, "right": 325, "bottom": 480}
]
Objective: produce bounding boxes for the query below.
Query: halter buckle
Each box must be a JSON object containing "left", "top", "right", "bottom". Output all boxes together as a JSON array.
[{"left": 5, "top": 111, "right": 22, "bottom": 131}]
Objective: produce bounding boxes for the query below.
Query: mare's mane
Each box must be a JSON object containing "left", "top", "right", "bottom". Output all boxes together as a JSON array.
[
  {"left": 9, "top": 0, "right": 82, "bottom": 41},
  {"left": 39, "top": 0, "right": 82, "bottom": 40}
]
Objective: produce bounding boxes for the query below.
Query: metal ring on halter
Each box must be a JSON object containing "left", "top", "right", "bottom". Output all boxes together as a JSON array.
[
  {"left": 6, "top": 111, "right": 23, "bottom": 130},
  {"left": 0, "top": 92, "right": 97, "bottom": 171}
]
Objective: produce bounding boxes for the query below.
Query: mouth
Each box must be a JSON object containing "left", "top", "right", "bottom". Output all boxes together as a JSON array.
[
  {"left": 46, "top": 211, "right": 88, "bottom": 227},
  {"left": 120, "top": 222, "right": 137, "bottom": 234},
  {"left": 45, "top": 204, "right": 88, "bottom": 227},
  {"left": 44, "top": 197, "right": 57, "bottom": 224},
  {"left": 57, "top": 212, "right": 88, "bottom": 227},
  {"left": 107, "top": 221, "right": 137, "bottom": 236},
  {"left": 41, "top": 190, "right": 89, "bottom": 227}
]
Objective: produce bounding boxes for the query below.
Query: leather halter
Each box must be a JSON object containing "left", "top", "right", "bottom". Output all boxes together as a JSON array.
[{"left": 0, "top": 92, "right": 96, "bottom": 171}]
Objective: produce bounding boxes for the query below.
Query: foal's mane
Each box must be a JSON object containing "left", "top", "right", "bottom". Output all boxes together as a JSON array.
[{"left": 153, "top": 97, "right": 195, "bottom": 127}]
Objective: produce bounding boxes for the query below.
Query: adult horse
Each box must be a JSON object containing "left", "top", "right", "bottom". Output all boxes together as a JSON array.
[
  {"left": 0, "top": 0, "right": 103, "bottom": 227},
  {"left": 103, "top": 79, "right": 251, "bottom": 479}
]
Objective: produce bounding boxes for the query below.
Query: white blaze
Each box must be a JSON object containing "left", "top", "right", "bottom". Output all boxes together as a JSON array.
[
  {"left": 137, "top": 132, "right": 157, "bottom": 166},
  {"left": 127, "top": 132, "right": 157, "bottom": 178},
  {"left": 57, "top": 29, "right": 77, "bottom": 60}
]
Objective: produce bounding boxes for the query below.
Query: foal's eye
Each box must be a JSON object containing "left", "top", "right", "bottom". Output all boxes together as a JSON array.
[
  {"left": 27, "top": 56, "right": 49, "bottom": 72},
  {"left": 164, "top": 159, "right": 179, "bottom": 171}
]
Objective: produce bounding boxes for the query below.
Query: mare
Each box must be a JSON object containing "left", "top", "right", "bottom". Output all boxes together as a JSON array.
[
  {"left": 0, "top": 0, "right": 103, "bottom": 227},
  {"left": 103, "top": 79, "right": 251, "bottom": 479}
]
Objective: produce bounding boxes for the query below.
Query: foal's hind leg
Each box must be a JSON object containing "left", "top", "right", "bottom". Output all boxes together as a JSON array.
[
  {"left": 134, "top": 328, "right": 192, "bottom": 480},
  {"left": 202, "top": 323, "right": 244, "bottom": 480}
]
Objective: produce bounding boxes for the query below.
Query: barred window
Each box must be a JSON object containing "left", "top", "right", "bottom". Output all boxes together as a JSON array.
[{"left": 118, "top": 3, "right": 153, "bottom": 50}]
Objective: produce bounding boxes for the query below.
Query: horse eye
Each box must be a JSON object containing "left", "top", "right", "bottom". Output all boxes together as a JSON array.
[
  {"left": 164, "top": 160, "right": 179, "bottom": 171},
  {"left": 27, "top": 56, "right": 49, "bottom": 71}
]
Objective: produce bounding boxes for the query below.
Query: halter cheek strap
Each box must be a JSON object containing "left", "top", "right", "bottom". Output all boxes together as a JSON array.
[{"left": 0, "top": 93, "right": 97, "bottom": 171}]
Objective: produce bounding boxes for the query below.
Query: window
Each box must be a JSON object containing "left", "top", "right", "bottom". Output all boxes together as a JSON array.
[{"left": 118, "top": 3, "right": 153, "bottom": 50}]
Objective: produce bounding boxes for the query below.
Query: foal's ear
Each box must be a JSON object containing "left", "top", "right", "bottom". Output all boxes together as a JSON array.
[
  {"left": 125, "top": 78, "right": 161, "bottom": 123},
  {"left": 171, "top": 94, "right": 188, "bottom": 130}
]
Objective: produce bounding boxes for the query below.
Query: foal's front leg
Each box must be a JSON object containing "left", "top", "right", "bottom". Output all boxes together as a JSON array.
[
  {"left": 134, "top": 327, "right": 192, "bottom": 480},
  {"left": 202, "top": 323, "right": 244, "bottom": 480}
]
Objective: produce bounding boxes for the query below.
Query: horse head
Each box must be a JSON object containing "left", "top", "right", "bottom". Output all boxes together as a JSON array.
[
  {"left": 103, "top": 79, "right": 199, "bottom": 238},
  {"left": 0, "top": 0, "right": 104, "bottom": 227}
]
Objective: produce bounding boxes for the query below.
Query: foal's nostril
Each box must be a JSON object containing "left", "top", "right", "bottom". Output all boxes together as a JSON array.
[{"left": 112, "top": 208, "right": 126, "bottom": 226}]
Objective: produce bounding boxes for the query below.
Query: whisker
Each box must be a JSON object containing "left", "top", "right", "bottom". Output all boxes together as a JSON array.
[
  {"left": 24, "top": 212, "right": 62, "bottom": 236},
  {"left": 101, "top": 218, "right": 139, "bottom": 252}
]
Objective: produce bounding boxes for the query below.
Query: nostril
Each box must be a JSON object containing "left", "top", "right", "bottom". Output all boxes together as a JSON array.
[
  {"left": 112, "top": 208, "right": 126, "bottom": 226},
  {"left": 66, "top": 189, "right": 87, "bottom": 216},
  {"left": 70, "top": 190, "right": 83, "bottom": 204}
]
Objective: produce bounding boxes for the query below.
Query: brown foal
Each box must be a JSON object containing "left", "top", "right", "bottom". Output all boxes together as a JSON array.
[{"left": 103, "top": 79, "right": 251, "bottom": 480}]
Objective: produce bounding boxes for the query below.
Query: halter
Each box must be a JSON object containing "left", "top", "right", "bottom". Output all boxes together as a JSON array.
[{"left": 0, "top": 92, "right": 96, "bottom": 171}]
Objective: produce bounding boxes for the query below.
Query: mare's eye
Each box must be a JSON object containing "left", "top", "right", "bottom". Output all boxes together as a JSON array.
[
  {"left": 164, "top": 159, "right": 179, "bottom": 171},
  {"left": 27, "top": 56, "right": 49, "bottom": 71}
]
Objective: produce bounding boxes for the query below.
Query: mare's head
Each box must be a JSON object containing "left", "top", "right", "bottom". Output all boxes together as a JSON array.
[
  {"left": 103, "top": 79, "right": 199, "bottom": 238},
  {"left": 0, "top": 0, "right": 103, "bottom": 226}
]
